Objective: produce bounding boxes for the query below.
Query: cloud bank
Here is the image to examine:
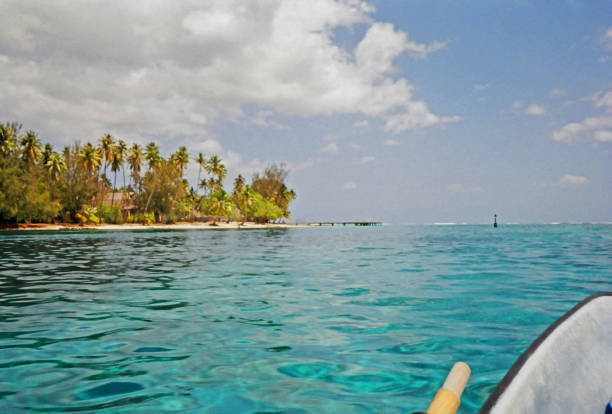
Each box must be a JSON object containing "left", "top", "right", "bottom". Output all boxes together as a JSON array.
[
  {"left": 525, "top": 104, "right": 546, "bottom": 116},
  {"left": 0, "top": 0, "right": 455, "bottom": 147},
  {"left": 553, "top": 90, "right": 612, "bottom": 143},
  {"left": 557, "top": 174, "right": 589, "bottom": 187}
]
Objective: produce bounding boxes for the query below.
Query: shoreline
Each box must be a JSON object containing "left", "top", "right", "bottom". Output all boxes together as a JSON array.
[{"left": 2, "top": 222, "right": 316, "bottom": 231}]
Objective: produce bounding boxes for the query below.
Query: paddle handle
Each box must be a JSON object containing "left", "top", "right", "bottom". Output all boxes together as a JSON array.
[{"left": 426, "top": 362, "right": 471, "bottom": 414}]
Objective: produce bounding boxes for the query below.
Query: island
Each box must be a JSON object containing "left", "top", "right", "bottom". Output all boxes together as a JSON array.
[{"left": 0, "top": 122, "right": 297, "bottom": 228}]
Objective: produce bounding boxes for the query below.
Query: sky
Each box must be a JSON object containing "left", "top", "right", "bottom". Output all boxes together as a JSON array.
[{"left": 1, "top": 0, "right": 611, "bottom": 223}]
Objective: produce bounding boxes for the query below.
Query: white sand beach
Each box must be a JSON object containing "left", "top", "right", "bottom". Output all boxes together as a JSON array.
[{"left": 9, "top": 222, "right": 315, "bottom": 231}]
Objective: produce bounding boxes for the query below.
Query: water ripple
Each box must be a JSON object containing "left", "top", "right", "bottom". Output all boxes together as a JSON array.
[{"left": 0, "top": 224, "right": 610, "bottom": 412}]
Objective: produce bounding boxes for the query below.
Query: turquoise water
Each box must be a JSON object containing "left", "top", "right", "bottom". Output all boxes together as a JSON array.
[{"left": 0, "top": 224, "right": 610, "bottom": 413}]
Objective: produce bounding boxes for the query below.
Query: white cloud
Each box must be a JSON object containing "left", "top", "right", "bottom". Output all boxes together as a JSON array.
[
  {"left": 553, "top": 116, "right": 612, "bottom": 143},
  {"left": 550, "top": 88, "right": 566, "bottom": 98},
  {"left": 350, "top": 143, "right": 361, "bottom": 149},
  {"left": 184, "top": 139, "right": 275, "bottom": 188},
  {"left": 384, "top": 98, "right": 460, "bottom": 133},
  {"left": 595, "top": 91, "right": 612, "bottom": 109},
  {"left": 321, "top": 142, "right": 340, "bottom": 154},
  {"left": 354, "top": 120, "right": 369, "bottom": 128},
  {"left": 594, "top": 130, "right": 612, "bottom": 142},
  {"left": 359, "top": 155, "right": 375, "bottom": 163},
  {"left": 0, "top": 0, "right": 454, "bottom": 146},
  {"left": 193, "top": 139, "right": 224, "bottom": 155},
  {"left": 603, "top": 27, "right": 612, "bottom": 50},
  {"left": 512, "top": 100, "right": 524, "bottom": 109},
  {"left": 250, "top": 110, "right": 286, "bottom": 129},
  {"left": 405, "top": 39, "right": 446, "bottom": 58},
  {"left": 182, "top": 9, "right": 239, "bottom": 38},
  {"left": 525, "top": 104, "right": 546, "bottom": 115},
  {"left": 474, "top": 83, "right": 490, "bottom": 91},
  {"left": 384, "top": 139, "right": 400, "bottom": 146},
  {"left": 557, "top": 174, "right": 589, "bottom": 187},
  {"left": 343, "top": 181, "right": 357, "bottom": 190},
  {"left": 553, "top": 89, "right": 612, "bottom": 144}
]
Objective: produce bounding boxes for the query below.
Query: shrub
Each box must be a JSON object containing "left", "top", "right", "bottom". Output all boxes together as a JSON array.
[
  {"left": 76, "top": 205, "right": 100, "bottom": 225},
  {"left": 139, "top": 213, "right": 154, "bottom": 225},
  {"left": 98, "top": 204, "right": 124, "bottom": 224}
]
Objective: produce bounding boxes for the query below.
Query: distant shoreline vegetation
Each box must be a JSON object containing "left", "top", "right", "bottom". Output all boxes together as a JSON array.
[{"left": 0, "top": 122, "right": 296, "bottom": 226}]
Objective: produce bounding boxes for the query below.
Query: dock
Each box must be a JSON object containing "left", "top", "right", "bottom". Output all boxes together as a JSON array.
[{"left": 315, "top": 221, "right": 382, "bottom": 226}]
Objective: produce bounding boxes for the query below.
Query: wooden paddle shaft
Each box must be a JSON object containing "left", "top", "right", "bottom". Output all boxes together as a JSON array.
[{"left": 427, "top": 362, "right": 471, "bottom": 414}]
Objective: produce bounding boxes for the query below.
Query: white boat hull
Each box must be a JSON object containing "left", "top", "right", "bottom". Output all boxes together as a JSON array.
[{"left": 480, "top": 293, "right": 612, "bottom": 413}]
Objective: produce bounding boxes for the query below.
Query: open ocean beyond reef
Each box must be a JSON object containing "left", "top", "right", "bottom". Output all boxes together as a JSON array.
[{"left": 0, "top": 224, "right": 610, "bottom": 413}]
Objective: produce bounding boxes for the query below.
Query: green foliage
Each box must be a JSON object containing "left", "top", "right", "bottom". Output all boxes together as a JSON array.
[
  {"left": 98, "top": 204, "right": 124, "bottom": 224},
  {"left": 139, "top": 158, "right": 187, "bottom": 223},
  {"left": 0, "top": 147, "right": 61, "bottom": 223},
  {"left": 200, "top": 190, "right": 236, "bottom": 222},
  {"left": 127, "top": 143, "right": 143, "bottom": 188},
  {"left": 58, "top": 144, "right": 100, "bottom": 220},
  {"left": 126, "top": 213, "right": 154, "bottom": 225},
  {"left": 251, "top": 164, "right": 296, "bottom": 218},
  {"left": 233, "top": 187, "right": 282, "bottom": 223},
  {"left": 79, "top": 142, "right": 101, "bottom": 175},
  {"left": 199, "top": 155, "right": 227, "bottom": 194},
  {"left": 0, "top": 121, "right": 297, "bottom": 225},
  {"left": 45, "top": 152, "right": 66, "bottom": 182},
  {"left": 145, "top": 142, "right": 161, "bottom": 170},
  {"left": 20, "top": 130, "right": 42, "bottom": 164},
  {"left": 250, "top": 191, "right": 283, "bottom": 223},
  {"left": 174, "top": 195, "right": 195, "bottom": 222},
  {"left": 171, "top": 146, "right": 189, "bottom": 174},
  {"left": 75, "top": 205, "right": 100, "bottom": 225},
  {"left": 21, "top": 179, "right": 61, "bottom": 223},
  {"left": 0, "top": 122, "right": 21, "bottom": 156},
  {"left": 0, "top": 154, "right": 23, "bottom": 221}
]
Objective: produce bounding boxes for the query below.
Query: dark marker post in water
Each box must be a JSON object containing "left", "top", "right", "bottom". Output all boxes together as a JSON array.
[{"left": 493, "top": 214, "right": 498, "bottom": 228}]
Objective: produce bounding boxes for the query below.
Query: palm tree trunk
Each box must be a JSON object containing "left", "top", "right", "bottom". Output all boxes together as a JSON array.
[
  {"left": 111, "top": 172, "right": 116, "bottom": 207},
  {"left": 197, "top": 167, "right": 201, "bottom": 195},
  {"left": 144, "top": 188, "right": 154, "bottom": 215}
]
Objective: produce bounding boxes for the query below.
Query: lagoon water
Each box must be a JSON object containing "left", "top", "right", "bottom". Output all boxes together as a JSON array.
[{"left": 0, "top": 224, "right": 610, "bottom": 413}]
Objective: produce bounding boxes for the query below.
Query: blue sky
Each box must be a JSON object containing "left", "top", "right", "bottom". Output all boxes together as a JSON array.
[{"left": 1, "top": 0, "right": 610, "bottom": 223}]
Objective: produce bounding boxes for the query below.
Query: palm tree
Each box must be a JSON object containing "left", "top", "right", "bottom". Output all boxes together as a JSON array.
[
  {"left": 41, "top": 144, "right": 53, "bottom": 166},
  {"left": 276, "top": 184, "right": 296, "bottom": 219},
  {"left": 207, "top": 190, "right": 235, "bottom": 224},
  {"left": 100, "top": 134, "right": 114, "bottom": 178},
  {"left": 145, "top": 142, "right": 160, "bottom": 170},
  {"left": 172, "top": 146, "right": 189, "bottom": 176},
  {"left": 20, "top": 130, "right": 42, "bottom": 165},
  {"left": 79, "top": 143, "right": 102, "bottom": 205},
  {"left": 232, "top": 174, "right": 246, "bottom": 219},
  {"left": 199, "top": 177, "right": 214, "bottom": 196},
  {"left": 45, "top": 152, "right": 66, "bottom": 182},
  {"left": 196, "top": 152, "right": 205, "bottom": 193},
  {"left": 0, "top": 122, "right": 21, "bottom": 156},
  {"left": 79, "top": 143, "right": 102, "bottom": 176},
  {"left": 116, "top": 139, "right": 128, "bottom": 189},
  {"left": 235, "top": 184, "right": 256, "bottom": 223},
  {"left": 205, "top": 155, "right": 227, "bottom": 192},
  {"left": 127, "top": 143, "right": 143, "bottom": 189},
  {"left": 110, "top": 144, "right": 124, "bottom": 206},
  {"left": 233, "top": 174, "right": 245, "bottom": 193}
]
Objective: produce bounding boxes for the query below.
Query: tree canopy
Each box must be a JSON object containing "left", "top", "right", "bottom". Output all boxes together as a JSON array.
[{"left": 0, "top": 121, "right": 296, "bottom": 225}]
